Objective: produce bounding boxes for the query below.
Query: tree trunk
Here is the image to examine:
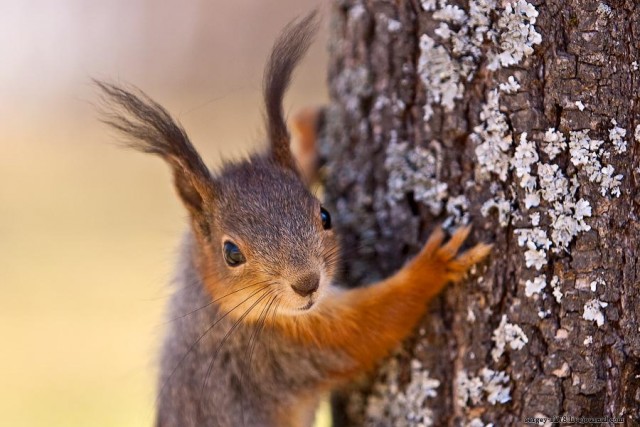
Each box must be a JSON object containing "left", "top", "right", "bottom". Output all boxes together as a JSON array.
[{"left": 320, "top": 0, "right": 640, "bottom": 425}]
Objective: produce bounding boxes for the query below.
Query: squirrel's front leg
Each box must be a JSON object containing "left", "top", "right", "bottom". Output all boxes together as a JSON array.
[{"left": 282, "top": 226, "right": 491, "bottom": 377}]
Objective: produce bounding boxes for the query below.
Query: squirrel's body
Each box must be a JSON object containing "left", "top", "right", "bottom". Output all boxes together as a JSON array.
[{"left": 98, "top": 11, "right": 490, "bottom": 427}]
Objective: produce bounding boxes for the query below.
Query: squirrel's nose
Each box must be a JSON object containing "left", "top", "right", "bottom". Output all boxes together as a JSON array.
[{"left": 291, "top": 273, "right": 319, "bottom": 297}]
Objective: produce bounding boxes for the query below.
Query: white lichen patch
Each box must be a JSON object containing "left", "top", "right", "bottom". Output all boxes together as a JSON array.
[
  {"left": 387, "top": 18, "right": 402, "bottom": 33},
  {"left": 434, "top": 22, "right": 452, "bottom": 40},
  {"left": 548, "top": 201, "right": 592, "bottom": 252},
  {"left": 523, "top": 192, "right": 540, "bottom": 210},
  {"left": 491, "top": 314, "right": 528, "bottom": 361},
  {"left": 512, "top": 132, "right": 539, "bottom": 192},
  {"left": 609, "top": 119, "right": 627, "bottom": 153},
  {"left": 569, "top": 129, "right": 623, "bottom": 197},
  {"left": 550, "top": 275, "right": 563, "bottom": 303},
  {"left": 525, "top": 276, "right": 547, "bottom": 297},
  {"left": 515, "top": 228, "right": 551, "bottom": 270},
  {"left": 542, "top": 128, "right": 567, "bottom": 160},
  {"left": 499, "top": 75, "right": 521, "bottom": 93},
  {"left": 384, "top": 134, "right": 471, "bottom": 229},
  {"left": 439, "top": 0, "right": 495, "bottom": 61},
  {"left": 596, "top": 2, "right": 613, "bottom": 17},
  {"left": 420, "top": 0, "right": 436, "bottom": 12},
  {"left": 481, "top": 193, "right": 513, "bottom": 227},
  {"left": 583, "top": 299, "right": 608, "bottom": 327},
  {"left": 481, "top": 368, "right": 512, "bottom": 404},
  {"left": 334, "top": 65, "right": 371, "bottom": 112},
  {"left": 635, "top": 124, "right": 640, "bottom": 142},
  {"left": 403, "top": 360, "right": 440, "bottom": 425},
  {"left": 575, "top": 100, "right": 585, "bottom": 111},
  {"left": 590, "top": 277, "right": 605, "bottom": 292},
  {"left": 385, "top": 140, "right": 448, "bottom": 214},
  {"left": 418, "top": 34, "right": 464, "bottom": 120},
  {"left": 530, "top": 211, "right": 540, "bottom": 226},
  {"left": 456, "top": 368, "right": 511, "bottom": 406},
  {"left": 366, "top": 358, "right": 440, "bottom": 426},
  {"left": 537, "top": 163, "right": 565, "bottom": 202},
  {"left": 534, "top": 163, "right": 592, "bottom": 252},
  {"left": 348, "top": 4, "right": 366, "bottom": 20},
  {"left": 598, "top": 165, "right": 623, "bottom": 197},
  {"left": 524, "top": 245, "right": 546, "bottom": 270},
  {"left": 456, "top": 370, "right": 484, "bottom": 406},
  {"left": 512, "top": 132, "right": 541, "bottom": 209},
  {"left": 433, "top": 4, "right": 467, "bottom": 24},
  {"left": 443, "top": 194, "right": 470, "bottom": 229},
  {"left": 472, "top": 90, "right": 513, "bottom": 181},
  {"left": 568, "top": 129, "right": 603, "bottom": 170},
  {"left": 467, "top": 307, "right": 477, "bottom": 322},
  {"left": 584, "top": 335, "right": 593, "bottom": 346},
  {"left": 486, "top": 0, "right": 542, "bottom": 70},
  {"left": 574, "top": 199, "right": 593, "bottom": 220},
  {"left": 538, "top": 309, "right": 550, "bottom": 318}
]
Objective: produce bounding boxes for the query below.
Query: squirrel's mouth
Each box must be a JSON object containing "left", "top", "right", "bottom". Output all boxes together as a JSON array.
[{"left": 300, "top": 300, "right": 314, "bottom": 311}]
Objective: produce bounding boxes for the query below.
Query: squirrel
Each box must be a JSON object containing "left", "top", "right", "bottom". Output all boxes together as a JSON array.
[{"left": 97, "top": 10, "right": 491, "bottom": 427}]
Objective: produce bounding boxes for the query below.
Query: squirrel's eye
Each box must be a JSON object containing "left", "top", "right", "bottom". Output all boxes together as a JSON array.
[
  {"left": 320, "top": 207, "right": 332, "bottom": 230},
  {"left": 223, "top": 241, "right": 246, "bottom": 267}
]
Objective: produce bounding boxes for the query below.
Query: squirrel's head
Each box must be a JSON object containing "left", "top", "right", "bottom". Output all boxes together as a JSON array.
[{"left": 98, "top": 11, "right": 338, "bottom": 320}]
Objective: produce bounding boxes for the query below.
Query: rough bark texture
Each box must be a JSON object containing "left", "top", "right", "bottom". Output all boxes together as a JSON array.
[{"left": 321, "top": 0, "right": 640, "bottom": 425}]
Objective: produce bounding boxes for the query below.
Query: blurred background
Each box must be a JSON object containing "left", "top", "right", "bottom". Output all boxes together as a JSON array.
[{"left": 0, "top": 1, "right": 328, "bottom": 425}]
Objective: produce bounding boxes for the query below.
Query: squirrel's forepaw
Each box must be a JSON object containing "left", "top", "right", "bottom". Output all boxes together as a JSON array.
[{"left": 416, "top": 225, "right": 492, "bottom": 283}]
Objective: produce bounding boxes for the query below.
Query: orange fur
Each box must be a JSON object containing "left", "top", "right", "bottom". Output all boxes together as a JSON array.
[{"left": 290, "top": 107, "right": 321, "bottom": 185}]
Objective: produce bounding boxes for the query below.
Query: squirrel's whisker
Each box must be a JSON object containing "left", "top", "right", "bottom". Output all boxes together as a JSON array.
[
  {"left": 247, "top": 291, "right": 280, "bottom": 369},
  {"left": 245, "top": 292, "right": 275, "bottom": 360},
  {"left": 198, "top": 289, "right": 274, "bottom": 414},
  {"left": 266, "top": 296, "right": 283, "bottom": 361},
  {"left": 157, "top": 284, "right": 272, "bottom": 404},
  {"left": 239, "top": 291, "right": 281, "bottom": 426},
  {"left": 164, "top": 279, "right": 277, "bottom": 324}
]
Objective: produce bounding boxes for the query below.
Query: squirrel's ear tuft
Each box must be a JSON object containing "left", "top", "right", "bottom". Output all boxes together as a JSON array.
[
  {"left": 96, "top": 80, "right": 215, "bottom": 232},
  {"left": 263, "top": 10, "right": 319, "bottom": 172}
]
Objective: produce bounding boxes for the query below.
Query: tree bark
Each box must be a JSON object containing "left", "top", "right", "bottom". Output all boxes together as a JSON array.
[{"left": 321, "top": 0, "right": 640, "bottom": 425}]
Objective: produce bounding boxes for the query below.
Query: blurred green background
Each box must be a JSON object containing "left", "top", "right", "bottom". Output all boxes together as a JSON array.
[{"left": 0, "top": 1, "right": 329, "bottom": 425}]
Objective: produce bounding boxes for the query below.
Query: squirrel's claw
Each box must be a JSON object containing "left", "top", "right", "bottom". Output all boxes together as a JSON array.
[
  {"left": 413, "top": 225, "right": 491, "bottom": 284},
  {"left": 439, "top": 225, "right": 472, "bottom": 261}
]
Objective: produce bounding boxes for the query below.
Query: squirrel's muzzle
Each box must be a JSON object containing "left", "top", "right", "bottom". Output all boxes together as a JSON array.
[{"left": 291, "top": 272, "right": 320, "bottom": 297}]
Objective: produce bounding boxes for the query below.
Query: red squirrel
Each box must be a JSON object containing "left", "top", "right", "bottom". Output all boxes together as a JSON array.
[{"left": 97, "top": 10, "right": 491, "bottom": 427}]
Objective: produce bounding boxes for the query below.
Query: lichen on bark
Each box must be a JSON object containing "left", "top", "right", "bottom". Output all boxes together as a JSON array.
[{"left": 321, "top": 0, "right": 640, "bottom": 425}]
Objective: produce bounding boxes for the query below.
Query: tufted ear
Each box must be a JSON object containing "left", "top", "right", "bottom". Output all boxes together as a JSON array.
[
  {"left": 96, "top": 80, "right": 215, "bottom": 234},
  {"left": 262, "top": 10, "right": 319, "bottom": 172}
]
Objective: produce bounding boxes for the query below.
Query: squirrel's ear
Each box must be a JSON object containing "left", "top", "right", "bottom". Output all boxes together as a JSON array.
[
  {"left": 96, "top": 81, "right": 215, "bottom": 233},
  {"left": 263, "top": 10, "right": 319, "bottom": 172}
]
